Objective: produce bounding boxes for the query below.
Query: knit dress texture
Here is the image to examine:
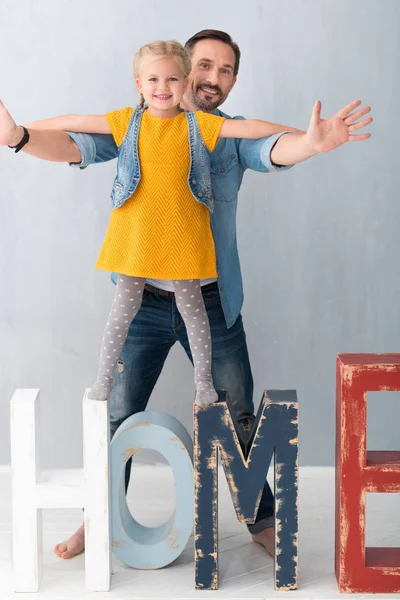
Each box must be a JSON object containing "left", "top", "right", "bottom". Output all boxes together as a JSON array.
[{"left": 95, "top": 107, "right": 225, "bottom": 279}]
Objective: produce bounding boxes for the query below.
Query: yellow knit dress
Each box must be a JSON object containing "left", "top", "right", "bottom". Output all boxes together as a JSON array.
[{"left": 95, "top": 107, "right": 225, "bottom": 280}]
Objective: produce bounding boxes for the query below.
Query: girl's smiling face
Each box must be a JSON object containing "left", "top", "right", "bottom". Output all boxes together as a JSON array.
[{"left": 136, "top": 57, "right": 188, "bottom": 118}]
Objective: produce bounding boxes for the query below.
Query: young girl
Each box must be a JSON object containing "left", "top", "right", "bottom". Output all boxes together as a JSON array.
[{"left": 23, "top": 40, "right": 300, "bottom": 405}]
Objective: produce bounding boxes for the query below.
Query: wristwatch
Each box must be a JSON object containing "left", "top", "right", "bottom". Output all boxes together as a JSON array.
[{"left": 8, "top": 126, "right": 30, "bottom": 153}]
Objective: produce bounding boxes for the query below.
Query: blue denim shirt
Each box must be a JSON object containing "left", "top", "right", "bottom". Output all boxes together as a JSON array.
[
  {"left": 110, "top": 107, "right": 215, "bottom": 212},
  {"left": 68, "top": 109, "right": 293, "bottom": 328}
]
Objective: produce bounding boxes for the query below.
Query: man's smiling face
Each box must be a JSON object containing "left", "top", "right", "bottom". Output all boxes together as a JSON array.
[{"left": 186, "top": 39, "right": 237, "bottom": 112}]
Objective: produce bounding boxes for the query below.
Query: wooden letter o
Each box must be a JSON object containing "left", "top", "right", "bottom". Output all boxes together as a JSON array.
[{"left": 111, "top": 411, "right": 194, "bottom": 569}]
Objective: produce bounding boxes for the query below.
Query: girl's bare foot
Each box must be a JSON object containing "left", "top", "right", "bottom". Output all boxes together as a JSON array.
[{"left": 54, "top": 524, "right": 85, "bottom": 559}]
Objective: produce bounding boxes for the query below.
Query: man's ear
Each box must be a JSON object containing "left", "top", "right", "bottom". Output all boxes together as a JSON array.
[{"left": 229, "top": 75, "right": 237, "bottom": 94}]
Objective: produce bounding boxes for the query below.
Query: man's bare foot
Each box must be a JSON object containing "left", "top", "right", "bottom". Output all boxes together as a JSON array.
[
  {"left": 54, "top": 524, "right": 85, "bottom": 559},
  {"left": 252, "top": 527, "right": 275, "bottom": 557}
]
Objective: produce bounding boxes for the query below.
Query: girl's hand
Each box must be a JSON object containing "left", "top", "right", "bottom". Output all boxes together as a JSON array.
[{"left": 0, "top": 100, "right": 22, "bottom": 146}]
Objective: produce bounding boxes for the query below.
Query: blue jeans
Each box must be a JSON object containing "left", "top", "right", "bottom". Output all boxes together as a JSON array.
[{"left": 109, "top": 282, "right": 274, "bottom": 533}]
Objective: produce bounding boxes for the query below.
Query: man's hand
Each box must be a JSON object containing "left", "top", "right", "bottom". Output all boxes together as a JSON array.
[
  {"left": 0, "top": 99, "right": 81, "bottom": 162},
  {"left": 306, "top": 99, "right": 372, "bottom": 153},
  {"left": 0, "top": 100, "right": 23, "bottom": 146},
  {"left": 270, "top": 99, "right": 372, "bottom": 166}
]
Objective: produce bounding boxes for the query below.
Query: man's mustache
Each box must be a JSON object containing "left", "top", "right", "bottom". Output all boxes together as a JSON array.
[{"left": 196, "top": 83, "right": 222, "bottom": 96}]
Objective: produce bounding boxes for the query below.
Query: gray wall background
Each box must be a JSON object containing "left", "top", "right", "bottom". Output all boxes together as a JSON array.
[{"left": 0, "top": 0, "right": 399, "bottom": 468}]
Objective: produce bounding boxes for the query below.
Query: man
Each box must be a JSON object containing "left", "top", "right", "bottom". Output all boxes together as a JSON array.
[{"left": 0, "top": 29, "right": 371, "bottom": 561}]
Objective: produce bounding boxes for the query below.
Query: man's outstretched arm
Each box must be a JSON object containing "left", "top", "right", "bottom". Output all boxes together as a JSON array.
[
  {"left": 1, "top": 100, "right": 118, "bottom": 166},
  {"left": 7, "top": 123, "right": 81, "bottom": 163},
  {"left": 270, "top": 99, "right": 372, "bottom": 166},
  {"left": 0, "top": 100, "right": 81, "bottom": 162}
]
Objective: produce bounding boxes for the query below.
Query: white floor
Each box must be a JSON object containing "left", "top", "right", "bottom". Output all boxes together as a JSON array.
[{"left": 1, "top": 466, "right": 400, "bottom": 600}]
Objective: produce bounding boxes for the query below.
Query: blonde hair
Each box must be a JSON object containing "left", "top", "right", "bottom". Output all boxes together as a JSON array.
[{"left": 133, "top": 40, "right": 192, "bottom": 107}]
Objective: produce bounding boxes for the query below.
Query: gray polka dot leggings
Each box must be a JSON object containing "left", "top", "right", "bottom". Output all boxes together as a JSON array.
[{"left": 88, "top": 275, "right": 218, "bottom": 405}]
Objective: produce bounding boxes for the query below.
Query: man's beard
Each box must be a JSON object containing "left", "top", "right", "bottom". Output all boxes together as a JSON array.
[{"left": 190, "top": 82, "right": 226, "bottom": 111}]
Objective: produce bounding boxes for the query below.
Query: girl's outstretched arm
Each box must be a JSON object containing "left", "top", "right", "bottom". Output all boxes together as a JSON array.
[
  {"left": 219, "top": 119, "right": 304, "bottom": 139},
  {"left": 26, "top": 114, "right": 111, "bottom": 134}
]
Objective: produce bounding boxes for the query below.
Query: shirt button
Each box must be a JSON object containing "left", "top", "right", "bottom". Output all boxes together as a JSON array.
[
  {"left": 198, "top": 192, "right": 203, "bottom": 198},
  {"left": 220, "top": 168, "right": 225, "bottom": 173},
  {"left": 192, "top": 179, "right": 197, "bottom": 185},
  {"left": 220, "top": 286, "right": 224, "bottom": 291}
]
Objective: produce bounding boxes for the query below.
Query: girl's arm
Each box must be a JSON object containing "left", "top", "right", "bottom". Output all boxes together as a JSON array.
[
  {"left": 25, "top": 114, "right": 111, "bottom": 134},
  {"left": 219, "top": 119, "right": 304, "bottom": 139}
]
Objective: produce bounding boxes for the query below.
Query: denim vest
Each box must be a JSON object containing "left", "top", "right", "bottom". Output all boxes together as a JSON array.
[{"left": 110, "top": 107, "right": 214, "bottom": 212}]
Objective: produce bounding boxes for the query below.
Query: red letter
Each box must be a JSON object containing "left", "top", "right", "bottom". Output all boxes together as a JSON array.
[{"left": 336, "top": 354, "right": 400, "bottom": 593}]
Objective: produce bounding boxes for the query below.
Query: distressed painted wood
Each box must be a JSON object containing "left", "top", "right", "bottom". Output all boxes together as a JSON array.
[
  {"left": 10, "top": 389, "right": 110, "bottom": 593},
  {"left": 336, "top": 353, "right": 400, "bottom": 593},
  {"left": 111, "top": 410, "right": 194, "bottom": 569},
  {"left": 194, "top": 389, "right": 298, "bottom": 591}
]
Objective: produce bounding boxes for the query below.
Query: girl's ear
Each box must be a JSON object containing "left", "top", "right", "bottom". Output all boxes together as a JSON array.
[
  {"left": 135, "top": 78, "right": 142, "bottom": 93},
  {"left": 183, "top": 77, "right": 189, "bottom": 91}
]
